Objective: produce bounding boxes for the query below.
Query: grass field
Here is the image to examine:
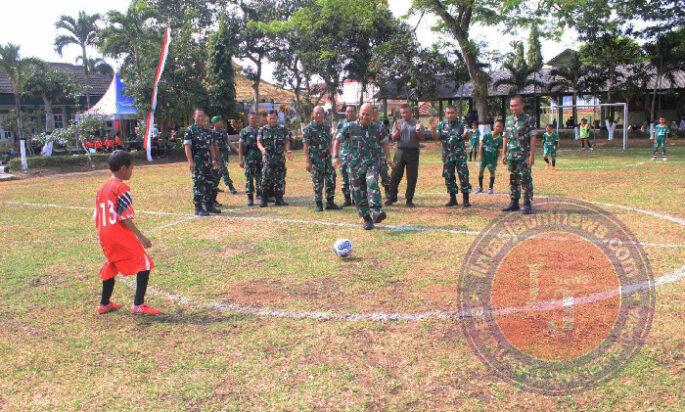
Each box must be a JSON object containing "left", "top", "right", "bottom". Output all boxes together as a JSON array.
[{"left": 1, "top": 141, "right": 684, "bottom": 411}]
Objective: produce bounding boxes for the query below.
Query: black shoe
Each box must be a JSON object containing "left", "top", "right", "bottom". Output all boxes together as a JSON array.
[
  {"left": 502, "top": 200, "right": 520, "bottom": 212},
  {"left": 405, "top": 199, "right": 415, "bottom": 208},
  {"left": 228, "top": 185, "right": 238, "bottom": 195},
  {"left": 217, "top": 188, "right": 224, "bottom": 193},
  {"left": 372, "top": 210, "right": 387, "bottom": 224},
  {"left": 247, "top": 194, "right": 254, "bottom": 207},
  {"left": 384, "top": 195, "right": 397, "bottom": 206},
  {"left": 462, "top": 193, "right": 471, "bottom": 208},
  {"left": 259, "top": 195, "right": 268, "bottom": 208},
  {"left": 325, "top": 199, "right": 341, "bottom": 210},
  {"left": 214, "top": 201, "right": 223, "bottom": 209},
  {"left": 445, "top": 194, "right": 458, "bottom": 207},
  {"left": 206, "top": 204, "right": 221, "bottom": 214},
  {"left": 523, "top": 202, "right": 533, "bottom": 215},
  {"left": 195, "top": 208, "right": 209, "bottom": 217},
  {"left": 315, "top": 200, "right": 324, "bottom": 212},
  {"left": 362, "top": 215, "right": 374, "bottom": 230},
  {"left": 342, "top": 194, "right": 352, "bottom": 207},
  {"left": 275, "top": 197, "right": 288, "bottom": 206}
]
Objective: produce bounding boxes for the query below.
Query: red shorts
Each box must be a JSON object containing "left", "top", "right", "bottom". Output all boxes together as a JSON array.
[{"left": 98, "top": 232, "right": 154, "bottom": 281}]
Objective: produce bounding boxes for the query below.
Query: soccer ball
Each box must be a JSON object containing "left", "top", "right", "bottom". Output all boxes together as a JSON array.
[{"left": 333, "top": 239, "right": 353, "bottom": 258}]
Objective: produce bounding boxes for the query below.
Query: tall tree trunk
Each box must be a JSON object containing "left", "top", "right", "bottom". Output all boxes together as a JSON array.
[
  {"left": 325, "top": 80, "right": 337, "bottom": 116},
  {"left": 252, "top": 61, "right": 262, "bottom": 113},
  {"left": 13, "top": 94, "right": 23, "bottom": 146},
  {"left": 650, "top": 69, "right": 661, "bottom": 122},
  {"left": 82, "top": 46, "right": 91, "bottom": 109},
  {"left": 428, "top": 1, "right": 489, "bottom": 123},
  {"left": 572, "top": 92, "right": 578, "bottom": 126},
  {"left": 359, "top": 78, "right": 367, "bottom": 106},
  {"left": 43, "top": 96, "right": 55, "bottom": 132}
]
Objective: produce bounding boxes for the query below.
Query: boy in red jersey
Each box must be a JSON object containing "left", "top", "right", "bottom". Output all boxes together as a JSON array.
[{"left": 94, "top": 150, "right": 161, "bottom": 315}]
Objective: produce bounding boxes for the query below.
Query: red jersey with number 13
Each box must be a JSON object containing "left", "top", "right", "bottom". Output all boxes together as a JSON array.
[{"left": 94, "top": 178, "right": 154, "bottom": 280}]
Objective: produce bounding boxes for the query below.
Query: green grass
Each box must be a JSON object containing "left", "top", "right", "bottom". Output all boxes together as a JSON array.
[{"left": 0, "top": 142, "right": 684, "bottom": 411}]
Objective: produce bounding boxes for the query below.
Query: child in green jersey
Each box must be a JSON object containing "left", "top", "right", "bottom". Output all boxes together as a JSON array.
[
  {"left": 542, "top": 124, "right": 560, "bottom": 169},
  {"left": 475, "top": 119, "right": 503, "bottom": 194},
  {"left": 652, "top": 116, "right": 669, "bottom": 161},
  {"left": 468, "top": 121, "right": 480, "bottom": 161}
]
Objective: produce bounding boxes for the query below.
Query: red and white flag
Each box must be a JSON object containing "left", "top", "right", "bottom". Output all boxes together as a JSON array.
[{"left": 144, "top": 24, "right": 171, "bottom": 161}]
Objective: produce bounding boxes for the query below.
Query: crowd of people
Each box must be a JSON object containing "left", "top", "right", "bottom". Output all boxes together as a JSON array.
[{"left": 179, "top": 96, "right": 540, "bottom": 229}]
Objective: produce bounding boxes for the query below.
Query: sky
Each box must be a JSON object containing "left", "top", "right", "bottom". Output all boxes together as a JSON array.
[{"left": 1, "top": 0, "right": 579, "bottom": 83}]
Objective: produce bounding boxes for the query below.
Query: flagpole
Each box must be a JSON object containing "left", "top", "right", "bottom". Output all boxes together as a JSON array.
[{"left": 144, "top": 24, "right": 172, "bottom": 162}]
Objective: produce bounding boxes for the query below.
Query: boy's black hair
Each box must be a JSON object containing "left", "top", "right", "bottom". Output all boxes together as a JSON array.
[
  {"left": 546, "top": 123, "right": 554, "bottom": 128},
  {"left": 108, "top": 150, "right": 132, "bottom": 172},
  {"left": 268, "top": 109, "right": 278, "bottom": 116}
]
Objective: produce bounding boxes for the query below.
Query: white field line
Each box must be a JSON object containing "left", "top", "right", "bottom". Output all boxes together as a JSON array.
[{"left": 3, "top": 200, "right": 682, "bottom": 249}]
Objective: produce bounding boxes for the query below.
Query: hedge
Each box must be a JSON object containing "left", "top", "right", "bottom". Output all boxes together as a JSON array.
[{"left": 7, "top": 150, "right": 185, "bottom": 172}]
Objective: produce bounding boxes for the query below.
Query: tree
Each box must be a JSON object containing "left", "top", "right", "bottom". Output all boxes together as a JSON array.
[
  {"left": 207, "top": 13, "right": 238, "bottom": 120},
  {"left": 494, "top": 43, "right": 544, "bottom": 96},
  {"left": 76, "top": 56, "right": 114, "bottom": 76},
  {"left": 579, "top": 33, "right": 642, "bottom": 119},
  {"left": 26, "top": 63, "right": 82, "bottom": 132},
  {"left": 526, "top": 23, "right": 543, "bottom": 72},
  {"left": 0, "top": 44, "right": 38, "bottom": 147},
  {"left": 643, "top": 29, "right": 685, "bottom": 120},
  {"left": 54, "top": 11, "right": 100, "bottom": 108},
  {"left": 548, "top": 51, "right": 590, "bottom": 125}
]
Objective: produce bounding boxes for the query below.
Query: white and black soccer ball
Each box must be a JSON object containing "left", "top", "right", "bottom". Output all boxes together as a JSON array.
[{"left": 333, "top": 239, "right": 353, "bottom": 258}]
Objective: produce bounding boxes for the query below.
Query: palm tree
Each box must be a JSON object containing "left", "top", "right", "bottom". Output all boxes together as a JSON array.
[
  {"left": 548, "top": 52, "right": 590, "bottom": 126},
  {"left": 76, "top": 56, "right": 114, "bottom": 76},
  {"left": 0, "top": 44, "right": 38, "bottom": 148},
  {"left": 493, "top": 60, "right": 545, "bottom": 96},
  {"left": 54, "top": 11, "right": 100, "bottom": 108}
]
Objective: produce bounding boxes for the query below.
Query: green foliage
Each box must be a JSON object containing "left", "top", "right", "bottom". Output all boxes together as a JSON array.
[
  {"left": 207, "top": 13, "right": 238, "bottom": 119},
  {"left": 26, "top": 63, "right": 82, "bottom": 105},
  {"left": 77, "top": 115, "right": 109, "bottom": 137},
  {"left": 8, "top": 151, "right": 148, "bottom": 171},
  {"left": 526, "top": 23, "right": 543, "bottom": 71}
]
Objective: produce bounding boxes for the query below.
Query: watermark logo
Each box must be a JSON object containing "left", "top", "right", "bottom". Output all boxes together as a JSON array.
[{"left": 458, "top": 198, "right": 655, "bottom": 395}]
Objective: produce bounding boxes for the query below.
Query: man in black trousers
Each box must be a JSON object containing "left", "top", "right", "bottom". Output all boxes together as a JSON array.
[{"left": 386, "top": 104, "right": 426, "bottom": 208}]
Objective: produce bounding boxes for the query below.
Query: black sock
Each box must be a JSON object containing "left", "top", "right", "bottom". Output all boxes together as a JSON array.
[
  {"left": 489, "top": 176, "right": 495, "bottom": 189},
  {"left": 134, "top": 270, "right": 150, "bottom": 306},
  {"left": 478, "top": 175, "right": 483, "bottom": 189},
  {"left": 543, "top": 157, "right": 549, "bottom": 164},
  {"left": 101, "top": 278, "right": 115, "bottom": 305},
  {"left": 552, "top": 158, "right": 556, "bottom": 167}
]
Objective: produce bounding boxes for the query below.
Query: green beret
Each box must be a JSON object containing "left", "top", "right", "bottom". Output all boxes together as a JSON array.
[{"left": 211, "top": 115, "right": 222, "bottom": 123}]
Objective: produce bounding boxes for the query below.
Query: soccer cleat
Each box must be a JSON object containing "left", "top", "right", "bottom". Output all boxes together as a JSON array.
[
  {"left": 462, "top": 193, "right": 471, "bottom": 208},
  {"left": 131, "top": 303, "right": 161, "bottom": 316},
  {"left": 445, "top": 193, "right": 458, "bottom": 207},
  {"left": 405, "top": 199, "right": 416, "bottom": 208},
  {"left": 589, "top": 147, "right": 594, "bottom": 151},
  {"left": 651, "top": 156, "right": 657, "bottom": 161},
  {"left": 195, "top": 208, "right": 209, "bottom": 217},
  {"left": 362, "top": 215, "right": 374, "bottom": 230},
  {"left": 502, "top": 200, "right": 520, "bottom": 212},
  {"left": 217, "top": 188, "right": 225, "bottom": 193},
  {"left": 662, "top": 157, "right": 667, "bottom": 161},
  {"left": 315, "top": 200, "right": 324, "bottom": 212},
  {"left": 214, "top": 201, "right": 223, "bottom": 209},
  {"left": 325, "top": 199, "right": 341, "bottom": 210},
  {"left": 372, "top": 209, "right": 387, "bottom": 224},
  {"left": 342, "top": 194, "right": 352, "bottom": 207},
  {"left": 97, "top": 301, "right": 123, "bottom": 314},
  {"left": 384, "top": 194, "right": 397, "bottom": 206},
  {"left": 487, "top": 188, "right": 494, "bottom": 195},
  {"left": 474, "top": 187, "right": 483, "bottom": 194}
]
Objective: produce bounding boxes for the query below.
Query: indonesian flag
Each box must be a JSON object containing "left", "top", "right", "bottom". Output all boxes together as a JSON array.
[{"left": 144, "top": 24, "right": 171, "bottom": 161}]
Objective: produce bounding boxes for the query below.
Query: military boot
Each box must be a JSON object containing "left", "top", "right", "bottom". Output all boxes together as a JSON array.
[
  {"left": 445, "top": 193, "right": 458, "bottom": 207},
  {"left": 501, "top": 199, "right": 520, "bottom": 212}
]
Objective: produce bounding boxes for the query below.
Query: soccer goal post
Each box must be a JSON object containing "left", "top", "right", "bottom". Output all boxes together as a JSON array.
[{"left": 550, "top": 103, "right": 629, "bottom": 150}]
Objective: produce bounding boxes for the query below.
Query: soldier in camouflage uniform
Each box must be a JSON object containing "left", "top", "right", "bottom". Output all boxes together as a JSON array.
[
  {"left": 211, "top": 116, "right": 238, "bottom": 196},
  {"left": 429, "top": 105, "right": 472, "bottom": 207},
  {"left": 184, "top": 109, "right": 221, "bottom": 216},
  {"left": 372, "top": 106, "right": 392, "bottom": 200},
  {"left": 502, "top": 96, "right": 537, "bottom": 215},
  {"left": 256, "top": 110, "right": 293, "bottom": 207},
  {"left": 333, "top": 103, "right": 394, "bottom": 230},
  {"left": 336, "top": 106, "right": 357, "bottom": 207},
  {"left": 238, "top": 112, "right": 263, "bottom": 206},
  {"left": 303, "top": 106, "right": 341, "bottom": 212}
]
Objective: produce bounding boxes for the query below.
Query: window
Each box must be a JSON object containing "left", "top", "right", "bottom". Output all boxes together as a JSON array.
[{"left": 54, "top": 113, "right": 64, "bottom": 129}]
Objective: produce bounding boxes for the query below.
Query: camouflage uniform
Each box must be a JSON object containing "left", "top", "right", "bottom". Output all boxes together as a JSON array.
[
  {"left": 183, "top": 124, "right": 215, "bottom": 210},
  {"left": 505, "top": 113, "right": 536, "bottom": 204},
  {"left": 303, "top": 121, "right": 336, "bottom": 203},
  {"left": 436, "top": 120, "right": 471, "bottom": 195},
  {"left": 336, "top": 121, "right": 385, "bottom": 217},
  {"left": 239, "top": 126, "right": 263, "bottom": 197},
  {"left": 374, "top": 121, "right": 391, "bottom": 193},
  {"left": 336, "top": 119, "right": 351, "bottom": 198},
  {"left": 257, "top": 124, "right": 291, "bottom": 199},
  {"left": 213, "top": 127, "right": 236, "bottom": 189}
]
